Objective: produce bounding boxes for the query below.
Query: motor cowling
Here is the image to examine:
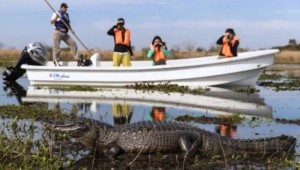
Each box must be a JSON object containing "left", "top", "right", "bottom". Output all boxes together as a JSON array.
[{"left": 2, "top": 42, "right": 48, "bottom": 81}]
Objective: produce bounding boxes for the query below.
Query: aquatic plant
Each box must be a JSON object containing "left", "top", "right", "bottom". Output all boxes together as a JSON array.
[
  {"left": 0, "top": 105, "right": 69, "bottom": 120},
  {"left": 125, "top": 82, "right": 210, "bottom": 95},
  {"left": 0, "top": 117, "right": 62, "bottom": 169},
  {"left": 258, "top": 73, "right": 283, "bottom": 80},
  {"left": 44, "top": 85, "right": 99, "bottom": 92},
  {"left": 258, "top": 79, "right": 300, "bottom": 91},
  {"left": 175, "top": 114, "right": 244, "bottom": 124},
  {"left": 233, "top": 87, "right": 260, "bottom": 94}
]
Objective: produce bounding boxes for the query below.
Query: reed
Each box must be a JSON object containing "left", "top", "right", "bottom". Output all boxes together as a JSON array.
[
  {"left": 275, "top": 51, "right": 300, "bottom": 64},
  {"left": 0, "top": 49, "right": 21, "bottom": 61},
  {"left": 1, "top": 49, "right": 299, "bottom": 64}
]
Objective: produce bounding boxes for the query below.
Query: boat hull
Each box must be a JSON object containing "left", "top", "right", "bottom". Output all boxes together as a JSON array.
[{"left": 21, "top": 49, "right": 278, "bottom": 87}]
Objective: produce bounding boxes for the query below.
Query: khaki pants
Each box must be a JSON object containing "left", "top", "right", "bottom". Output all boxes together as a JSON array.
[
  {"left": 52, "top": 29, "right": 78, "bottom": 61},
  {"left": 112, "top": 52, "right": 131, "bottom": 67}
]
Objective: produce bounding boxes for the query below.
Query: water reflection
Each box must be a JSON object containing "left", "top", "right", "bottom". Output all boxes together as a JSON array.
[
  {"left": 216, "top": 123, "right": 237, "bottom": 137},
  {"left": 112, "top": 102, "right": 133, "bottom": 125},
  {"left": 3, "top": 81, "right": 27, "bottom": 104},
  {"left": 0, "top": 79, "right": 274, "bottom": 138},
  {"left": 149, "top": 106, "right": 167, "bottom": 121},
  {"left": 21, "top": 86, "right": 272, "bottom": 118}
]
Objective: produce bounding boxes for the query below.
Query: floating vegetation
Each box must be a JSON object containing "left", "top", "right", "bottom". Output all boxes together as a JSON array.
[
  {"left": 233, "top": 87, "right": 260, "bottom": 94},
  {"left": 258, "top": 74, "right": 283, "bottom": 80},
  {"left": 0, "top": 105, "right": 70, "bottom": 120},
  {"left": 125, "top": 82, "right": 210, "bottom": 95},
  {"left": 258, "top": 79, "right": 300, "bottom": 91},
  {"left": 275, "top": 118, "right": 300, "bottom": 125},
  {"left": 39, "top": 85, "right": 100, "bottom": 92},
  {"left": 176, "top": 114, "right": 244, "bottom": 124}
]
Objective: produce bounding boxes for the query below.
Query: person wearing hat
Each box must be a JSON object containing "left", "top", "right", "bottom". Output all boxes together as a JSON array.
[
  {"left": 50, "top": 2, "right": 79, "bottom": 66},
  {"left": 216, "top": 28, "right": 240, "bottom": 58},
  {"left": 107, "top": 18, "right": 135, "bottom": 67}
]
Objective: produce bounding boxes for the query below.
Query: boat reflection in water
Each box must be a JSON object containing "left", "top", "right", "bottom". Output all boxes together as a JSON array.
[
  {"left": 20, "top": 85, "right": 272, "bottom": 121},
  {"left": 1, "top": 81, "right": 273, "bottom": 137},
  {"left": 2, "top": 81, "right": 27, "bottom": 105}
]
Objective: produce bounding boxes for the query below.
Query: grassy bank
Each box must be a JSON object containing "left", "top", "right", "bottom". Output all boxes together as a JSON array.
[
  {"left": 275, "top": 51, "right": 300, "bottom": 64},
  {"left": 0, "top": 49, "right": 299, "bottom": 65}
]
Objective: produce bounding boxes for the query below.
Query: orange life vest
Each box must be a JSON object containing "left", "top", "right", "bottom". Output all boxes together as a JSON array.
[
  {"left": 114, "top": 29, "right": 130, "bottom": 46},
  {"left": 219, "top": 124, "right": 237, "bottom": 137},
  {"left": 153, "top": 48, "right": 167, "bottom": 62},
  {"left": 221, "top": 36, "right": 239, "bottom": 57}
]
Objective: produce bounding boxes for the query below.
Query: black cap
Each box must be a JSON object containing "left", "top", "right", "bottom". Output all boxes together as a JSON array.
[
  {"left": 61, "top": 3, "right": 68, "bottom": 8},
  {"left": 225, "top": 28, "right": 235, "bottom": 35},
  {"left": 117, "top": 18, "right": 125, "bottom": 23}
]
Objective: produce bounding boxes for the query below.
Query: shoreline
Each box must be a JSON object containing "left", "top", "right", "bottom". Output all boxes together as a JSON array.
[{"left": 0, "top": 49, "right": 299, "bottom": 65}]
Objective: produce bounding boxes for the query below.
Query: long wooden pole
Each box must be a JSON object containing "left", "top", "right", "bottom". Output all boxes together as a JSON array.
[{"left": 44, "top": 0, "right": 92, "bottom": 55}]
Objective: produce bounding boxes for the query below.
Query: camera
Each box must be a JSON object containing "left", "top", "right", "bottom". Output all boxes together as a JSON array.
[
  {"left": 117, "top": 23, "right": 124, "bottom": 29},
  {"left": 227, "top": 34, "right": 232, "bottom": 40},
  {"left": 155, "top": 44, "right": 162, "bottom": 48}
]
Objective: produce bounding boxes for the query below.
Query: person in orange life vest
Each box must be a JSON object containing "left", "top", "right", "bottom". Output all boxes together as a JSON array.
[
  {"left": 107, "top": 18, "right": 134, "bottom": 67},
  {"left": 148, "top": 106, "right": 167, "bottom": 121},
  {"left": 147, "top": 36, "right": 170, "bottom": 65},
  {"left": 216, "top": 28, "right": 240, "bottom": 58}
]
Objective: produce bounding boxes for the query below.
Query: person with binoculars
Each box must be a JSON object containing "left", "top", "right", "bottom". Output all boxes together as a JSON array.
[
  {"left": 216, "top": 28, "right": 240, "bottom": 58},
  {"left": 107, "top": 18, "right": 135, "bottom": 67},
  {"left": 147, "top": 36, "right": 170, "bottom": 65}
]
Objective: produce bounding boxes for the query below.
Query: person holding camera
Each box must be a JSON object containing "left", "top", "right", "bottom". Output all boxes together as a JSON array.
[
  {"left": 146, "top": 36, "right": 170, "bottom": 65},
  {"left": 216, "top": 28, "right": 240, "bottom": 58},
  {"left": 107, "top": 18, "right": 134, "bottom": 67}
]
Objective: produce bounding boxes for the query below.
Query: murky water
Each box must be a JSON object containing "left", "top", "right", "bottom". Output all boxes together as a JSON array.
[{"left": 1, "top": 65, "right": 300, "bottom": 167}]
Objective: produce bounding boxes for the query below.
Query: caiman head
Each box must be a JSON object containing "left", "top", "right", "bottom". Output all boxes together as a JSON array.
[
  {"left": 45, "top": 118, "right": 113, "bottom": 152},
  {"left": 44, "top": 118, "right": 91, "bottom": 138}
]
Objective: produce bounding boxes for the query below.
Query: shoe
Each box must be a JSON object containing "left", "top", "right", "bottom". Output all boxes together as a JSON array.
[
  {"left": 54, "top": 60, "right": 61, "bottom": 66},
  {"left": 77, "top": 55, "right": 84, "bottom": 66},
  {"left": 77, "top": 60, "right": 82, "bottom": 66}
]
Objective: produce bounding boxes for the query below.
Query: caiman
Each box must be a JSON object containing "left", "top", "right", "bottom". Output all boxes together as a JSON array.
[{"left": 46, "top": 118, "right": 296, "bottom": 159}]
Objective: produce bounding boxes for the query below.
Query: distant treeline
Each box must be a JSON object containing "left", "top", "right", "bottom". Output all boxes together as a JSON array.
[{"left": 272, "top": 39, "right": 300, "bottom": 51}]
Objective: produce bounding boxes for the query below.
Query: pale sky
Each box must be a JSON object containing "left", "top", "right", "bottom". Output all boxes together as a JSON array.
[{"left": 1, "top": 0, "right": 300, "bottom": 51}]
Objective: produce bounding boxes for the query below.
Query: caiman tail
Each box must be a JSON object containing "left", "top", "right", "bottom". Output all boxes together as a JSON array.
[{"left": 203, "top": 134, "right": 296, "bottom": 158}]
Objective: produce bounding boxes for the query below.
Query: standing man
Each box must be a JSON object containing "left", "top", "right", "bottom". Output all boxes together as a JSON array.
[
  {"left": 107, "top": 18, "right": 134, "bottom": 67},
  {"left": 50, "top": 2, "right": 78, "bottom": 66}
]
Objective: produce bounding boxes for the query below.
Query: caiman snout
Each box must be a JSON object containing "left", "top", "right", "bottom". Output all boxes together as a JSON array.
[{"left": 44, "top": 120, "right": 89, "bottom": 137}]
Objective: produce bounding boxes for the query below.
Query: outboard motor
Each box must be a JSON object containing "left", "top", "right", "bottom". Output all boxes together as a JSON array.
[{"left": 2, "top": 42, "right": 48, "bottom": 81}]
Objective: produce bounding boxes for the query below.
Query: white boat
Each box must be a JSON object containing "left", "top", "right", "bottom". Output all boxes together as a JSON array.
[
  {"left": 21, "top": 49, "right": 278, "bottom": 87},
  {"left": 22, "top": 86, "right": 272, "bottom": 118}
]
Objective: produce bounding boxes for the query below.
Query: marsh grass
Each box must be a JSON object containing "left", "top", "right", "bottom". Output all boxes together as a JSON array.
[
  {"left": 275, "top": 51, "right": 300, "bottom": 64},
  {"left": 1, "top": 48, "right": 299, "bottom": 64},
  {"left": 0, "top": 49, "right": 233, "bottom": 63}
]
